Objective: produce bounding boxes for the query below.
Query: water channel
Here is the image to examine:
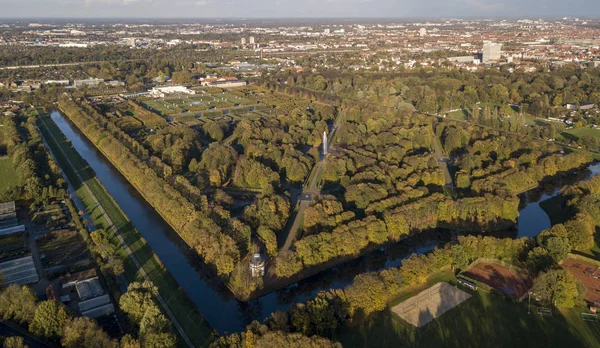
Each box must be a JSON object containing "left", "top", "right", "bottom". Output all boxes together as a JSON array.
[{"left": 49, "top": 111, "right": 600, "bottom": 334}]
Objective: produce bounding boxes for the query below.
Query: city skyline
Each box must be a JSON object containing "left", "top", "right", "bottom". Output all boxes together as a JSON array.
[{"left": 1, "top": 0, "right": 600, "bottom": 19}]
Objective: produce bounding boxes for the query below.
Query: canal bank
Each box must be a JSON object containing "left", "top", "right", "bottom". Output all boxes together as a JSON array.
[
  {"left": 47, "top": 109, "right": 600, "bottom": 334},
  {"left": 38, "top": 114, "right": 215, "bottom": 347}
]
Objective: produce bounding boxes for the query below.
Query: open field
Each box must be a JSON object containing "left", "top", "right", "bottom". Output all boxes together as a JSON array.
[
  {"left": 563, "top": 257, "right": 600, "bottom": 305},
  {"left": 0, "top": 157, "right": 18, "bottom": 191},
  {"left": 141, "top": 92, "right": 253, "bottom": 116},
  {"left": 462, "top": 261, "right": 532, "bottom": 298},
  {"left": 37, "top": 115, "right": 215, "bottom": 347},
  {"left": 391, "top": 282, "right": 471, "bottom": 327},
  {"left": 337, "top": 274, "right": 600, "bottom": 348},
  {"left": 564, "top": 127, "right": 600, "bottom": 140}
]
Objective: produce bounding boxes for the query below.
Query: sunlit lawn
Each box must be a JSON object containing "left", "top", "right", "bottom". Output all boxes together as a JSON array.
[
  {"left": 336, "top": 288, "right": 600, "bottom": 348},
  {"left": 0, "top": 157, "right": 18, "bottom": 190}
]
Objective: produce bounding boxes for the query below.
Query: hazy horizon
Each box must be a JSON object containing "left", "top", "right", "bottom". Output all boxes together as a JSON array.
[{"left": 1, "top": 0, "right": 600, "bottom": 20}]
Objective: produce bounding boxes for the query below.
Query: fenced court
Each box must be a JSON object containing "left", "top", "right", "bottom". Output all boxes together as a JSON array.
[
  {"left": 462, "top": 261, "right": 532, "bottom": 299},
  {"left": 563, "top": 257, "right": 600, "bottom": 304},
  {"left": 391, "top": 282, "right": 472, "bottom": 327}
]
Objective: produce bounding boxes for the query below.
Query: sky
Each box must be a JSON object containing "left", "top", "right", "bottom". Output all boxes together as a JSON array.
[{"left": 1, "top": 0, "right": 600, "bottom": 19}]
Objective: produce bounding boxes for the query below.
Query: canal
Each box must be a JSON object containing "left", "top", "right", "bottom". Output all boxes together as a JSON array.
[{"left": 49, "top": 110, "right": 600, "bottom": 334}]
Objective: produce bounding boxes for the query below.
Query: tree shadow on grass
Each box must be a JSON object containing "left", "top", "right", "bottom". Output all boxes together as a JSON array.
[{"left": 337, "top": 290, "right": 596, "bottom": 348}]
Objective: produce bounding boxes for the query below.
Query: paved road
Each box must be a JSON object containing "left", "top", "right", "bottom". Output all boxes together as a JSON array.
[
  {"left": 38, "top": 118, "right": 195, "bottom": 348},
  {"left": 282, "top": 200, "right": 310, "bottom": 251},
  {"left": 429, "top": 127, "right": 453, "bottom": 186},
  {"left": 279, "top": 108, "right": 344, "bottom": 252}
]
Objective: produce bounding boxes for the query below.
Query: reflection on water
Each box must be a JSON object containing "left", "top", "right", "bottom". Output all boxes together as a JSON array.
[
  {"left": 50, "top": 110, "right": 600, "bottom": 333},
  {"left": 517, "top": 162, "right": 600, "bottom": 238},
  {"left": 49, "top": 111, "right": 450, "bottom": 333}
]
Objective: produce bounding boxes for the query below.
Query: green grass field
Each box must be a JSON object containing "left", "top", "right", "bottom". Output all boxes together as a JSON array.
[
  {"left": 336, "top": 273, "right": 600, "bottom": 348},
  {"left": 564, "top": 127, "right": 600, "bottom": 140},
  {"left": 142, "top": 92, "right": 253, "bottom": 116},
  {"left": 37, "top": 115, "right": 215, "bottom": 347},
  {"left": 0, "top": 156, "right": 18, "bottom": 190}
]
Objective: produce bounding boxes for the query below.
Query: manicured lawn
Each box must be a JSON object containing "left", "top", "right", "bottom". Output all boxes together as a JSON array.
[
  {"left": 336, "top": 286, "right": 600, "bottom": 348},
  {"left": 564, "top": 127, "right": 600, "bottom": 140},
  {"left": 37, "top": 115, "right": 215, "bottom": 347},
  {"left": 0, "top": 156, "right": 18, "bottom": 190},
  {"left": 446, "top": 109, "right": 469, "bottom": 121}
]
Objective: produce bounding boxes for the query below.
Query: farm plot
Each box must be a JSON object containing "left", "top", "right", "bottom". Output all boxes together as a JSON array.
[
  {"left": 462, "top": 261, "right": 532, "bottom": 299},
  {"left": 37, "top": 229, "right": 90, "bottom": 275},
  {"left": 31, "top": 202, "right": 69, "bottom": 228},
  {"left": 0, "top": 232, "right": 28, "bottom": 263},
  {"left": 563, "top": 257, "right": 600, "bottom": 305},
  {"left": 391, "top": 282, "right": 472, "bottom": 327}
]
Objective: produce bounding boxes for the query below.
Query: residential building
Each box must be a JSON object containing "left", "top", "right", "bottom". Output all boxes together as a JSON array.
[{"left": 482, "top": 42, "right": 502, "bottom": 63}]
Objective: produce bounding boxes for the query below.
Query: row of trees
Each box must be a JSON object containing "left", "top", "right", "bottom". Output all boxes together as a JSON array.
[
  {"left": 0, "top": 285, "right": 115, "bottom": 347},
  {"left": 285, "top": 66, "right": 600, "bottom": 118},
  {"left": 275, "top": 193, "right": 519, "bottom": 278},
  {"left": 0, "top": 281, "right": 177, "bottom": 348},
  {"left": 59, "top": 97, "right": 242, "bottom": 277},
  {"left": 0, "top": 112, "right": 67, "bottom": 202},
  {"left": 470, "top": 151, "right": 592, "bottom": 195}
]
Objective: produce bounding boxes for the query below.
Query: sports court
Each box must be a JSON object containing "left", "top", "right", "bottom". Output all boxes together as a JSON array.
[
  {"left": 462, "top": 261, "right": 532, "bottom": 298},
  {"left": 562, "top": 257, "right": 600, "bottom": 304},
  {"left": 391, "top": 282, "right": 472, "bottom": 327}
]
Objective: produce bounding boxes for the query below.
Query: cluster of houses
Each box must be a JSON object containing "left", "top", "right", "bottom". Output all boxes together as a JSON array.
[{"left": 0, "top": 78, "right": 125, "bottom": 93}]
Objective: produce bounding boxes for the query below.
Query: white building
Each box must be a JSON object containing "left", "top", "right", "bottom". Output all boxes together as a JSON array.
[
  {"left": 149, "top": 86, "right": 196, "bottom": 98},
  {"left": 241, "top": 37, "right": 247, "bottom": 45},
  {"left": 249, "top": 36, "right": 255, "bottom": 44},
  {"left": 44, "top": 80, "right": 70, "bottom": 86},
  {"left": 73, "top": 78, "right": 103, "bottom": 88},
  {"left": 482, "top": 42, "right": 502, "bottom": 63},
  {"left": 419, "top": 28, "right": 427, "bottom": 37},
  {"left": 448, "top": 56, "right": 474, "bottom": 64}
]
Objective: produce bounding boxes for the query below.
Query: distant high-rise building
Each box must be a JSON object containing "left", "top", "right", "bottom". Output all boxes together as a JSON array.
[
  {"left": 324, "top": 28, "right": 331, "bottom": 34},
  {"left": 241, "top": 37, "right": 246, "bottom": 45},
  {"left": 249, "top": 36, "right": 255, "bottom": 44},
  {"left": 482, "top": 42, "right": 502, "bottom": 63},
  {"left": 419, "top": 28, "right": 427, "bottom": 37}
]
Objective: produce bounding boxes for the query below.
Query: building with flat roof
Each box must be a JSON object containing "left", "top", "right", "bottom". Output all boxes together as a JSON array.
[
  {"left": 482, "top": 42, "right": 502, "bottom": 63},
  {"left": 73, "top": 78, "right": 103, "bottom": 89},
  {"left": 448, "top": 56, "right": 475, "bottom": 64},
  {"left": 60, "top": 269, "right": 115, "bottom": 319},
  {"left": 149, "top": 86, "right": 196, "bottom": 98}
]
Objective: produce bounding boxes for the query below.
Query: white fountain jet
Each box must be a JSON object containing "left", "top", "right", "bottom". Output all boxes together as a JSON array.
[{"left": 323, "top": 131, "right": 328, "bottom": 155}]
